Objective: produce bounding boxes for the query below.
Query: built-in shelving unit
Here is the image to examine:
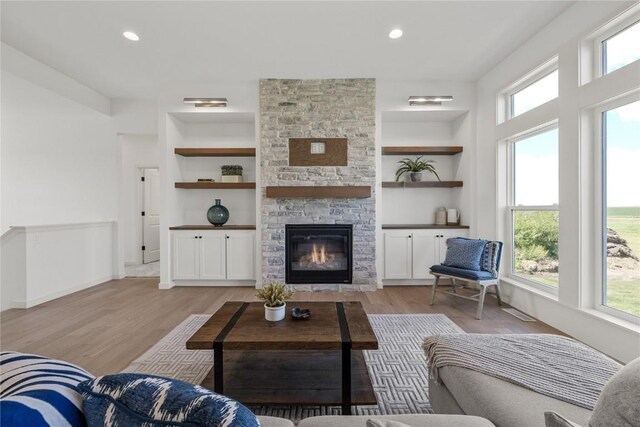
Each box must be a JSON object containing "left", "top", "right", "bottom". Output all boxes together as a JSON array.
[
  {"left": 381, "top": 181, "right": 463, "bottom": 188},
  {"left": 175, "top": 182, "right": 256, "bottom": 189},
  {"left": 382, "top": 146, "right": 463, "bottom": 156},
  {"left": 175, "top": 148, "right": 256, "bottom": 157}
]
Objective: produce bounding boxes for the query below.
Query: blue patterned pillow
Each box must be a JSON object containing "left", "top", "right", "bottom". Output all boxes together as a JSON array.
[
  {"left": 480, "top": 241, "right": 500, "bottom": 277},
  {"left": 79, "top": 373, "right": 260, "bottom": 427},
  {"left": 442, "top": 238, "right": 487, "bottom": 271},
  {"left": 0, "top": 351, "right": 94, "bottom": 427}
]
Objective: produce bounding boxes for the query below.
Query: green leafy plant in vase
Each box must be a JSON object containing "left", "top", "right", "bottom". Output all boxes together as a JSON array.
[
  {"left": 256, "top": 281, "right": 294, "bottom": 321},
  {"left": 395, "top": 156, "right": 441, "bottom": 183}
]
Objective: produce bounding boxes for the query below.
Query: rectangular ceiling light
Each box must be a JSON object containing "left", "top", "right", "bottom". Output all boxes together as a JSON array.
[
  {"left": 408, "top": 96, "right": 453, "bottom": 106},
  {"left": 183, "top": 97, "right": 228, "bottom": 108}
]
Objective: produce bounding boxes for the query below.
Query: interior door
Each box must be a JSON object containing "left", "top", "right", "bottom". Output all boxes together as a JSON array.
[{"left": 143, "top": 168, "right": 160, "bottom": 263}]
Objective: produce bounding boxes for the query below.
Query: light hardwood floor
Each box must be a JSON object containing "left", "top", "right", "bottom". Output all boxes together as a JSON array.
[{"left": 0, "top": 278, "right": 563, "bottom": 375}]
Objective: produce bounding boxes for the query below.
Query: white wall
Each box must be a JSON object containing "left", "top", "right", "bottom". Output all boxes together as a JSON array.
[
  {"left": 1, "top": 71, "right": 117, "bottom": 233},
  {"left": 119, "top": 135, "right": 159, "bottom": 265},
  {"left": 475, "top": 1, "right": 639, "bottom": 362},
  {"left": 1, "top": 45, "right": 119, "bottom": 310}
]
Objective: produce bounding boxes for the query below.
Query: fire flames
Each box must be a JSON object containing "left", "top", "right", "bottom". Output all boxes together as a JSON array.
[{"left": 310, "top": 244, "right": 327, "bottom": 265}]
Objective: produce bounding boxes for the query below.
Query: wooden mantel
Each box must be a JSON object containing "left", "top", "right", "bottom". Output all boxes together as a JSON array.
[{"left": 265, "top": 186, "right": 371, "bottom": 198}]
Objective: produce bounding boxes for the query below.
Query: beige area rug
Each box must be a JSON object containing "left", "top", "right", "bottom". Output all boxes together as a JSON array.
[{"left": 123, "top": 313, "right": 464, "bottom": 418}]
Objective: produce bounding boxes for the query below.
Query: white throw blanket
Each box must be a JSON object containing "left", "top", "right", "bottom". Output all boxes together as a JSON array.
[{"left": 423, "top": 334, "right": 621, "bottom": 410}]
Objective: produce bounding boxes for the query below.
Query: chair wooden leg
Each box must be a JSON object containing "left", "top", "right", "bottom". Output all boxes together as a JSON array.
[
  {"left": 430, "top": 275, "right": 439, "bottom": 305},
  {"left": 451, "top": 278, "right": 457, "bottom": 293},
  {"left": 494, "top": 283, "right": 502, "bottom": 305},
  {"left": 476, "top": 285, "right": 487, "bottom": 320}
]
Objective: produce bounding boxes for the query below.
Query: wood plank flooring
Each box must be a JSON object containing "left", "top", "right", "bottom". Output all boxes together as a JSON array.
[{"left": 0, "top": 278, "right": 563, "bottom": 376}]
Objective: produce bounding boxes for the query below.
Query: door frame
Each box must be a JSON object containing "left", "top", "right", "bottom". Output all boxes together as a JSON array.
[{"left": 136, "top": 166, "right": 159, "bottom": 265}]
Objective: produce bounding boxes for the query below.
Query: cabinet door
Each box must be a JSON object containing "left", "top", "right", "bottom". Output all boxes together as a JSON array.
[
  {"left": 172, "top": 232, "right": 199, "bottom": 280},
  {"left": 226, "top": 231, "right": 256, "bottom": 280},
  {"left": 384, "top": 232, "right": 413, "bottom": 279},
  {"left": 412, "top": 232, "right": 438, "bottom": 279},
  {"left": 200, "top": 232, "right": 226, "bottom": 280}
]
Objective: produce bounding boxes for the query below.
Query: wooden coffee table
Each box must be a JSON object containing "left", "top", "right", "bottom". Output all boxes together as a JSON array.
[{"left": 186, "top": 301, "right": 378, "bottom": 415}]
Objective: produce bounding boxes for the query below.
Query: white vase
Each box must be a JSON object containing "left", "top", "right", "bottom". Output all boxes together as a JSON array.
[{"left": 264, "top": 303, "right": 286, "bottom": 321}]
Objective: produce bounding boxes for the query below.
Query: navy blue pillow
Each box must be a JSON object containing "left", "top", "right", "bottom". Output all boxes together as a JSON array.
[
  {"left": 442, "top": 238, "right": 487, "bottom": 271},
  {"left": 79, "top": 373, "right": 259, "bottom": 427},
  {"left": 0, "top": 351, "right": 93, "bottom": 427}
]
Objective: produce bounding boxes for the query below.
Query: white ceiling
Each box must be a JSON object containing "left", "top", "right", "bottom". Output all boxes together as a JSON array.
[{"left": 1, "top": 1, "right": 576, "bottom": 99}]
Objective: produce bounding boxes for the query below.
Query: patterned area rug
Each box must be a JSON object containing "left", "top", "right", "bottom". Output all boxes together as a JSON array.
[{"left": 123, "top": 313, "right": 464, "bottom": 419}]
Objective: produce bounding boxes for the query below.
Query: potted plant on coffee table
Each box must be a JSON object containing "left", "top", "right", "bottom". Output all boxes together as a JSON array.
[
  {"left": 395, "top": 156, "right": 441, "bottom": 182},
  {"left": 256, "top": 281, "right": 294, "bottom": 321}
]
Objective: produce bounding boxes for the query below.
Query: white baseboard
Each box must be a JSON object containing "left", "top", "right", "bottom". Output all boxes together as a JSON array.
[
  {"left": 13, "top": 275, "right": 117, "bottom": 309},
  {"left": 158, "top": 281, "right": 174, "bottom": 290},
  {"left": 172, "top": 280, "right": 256, "bottom": 287}
]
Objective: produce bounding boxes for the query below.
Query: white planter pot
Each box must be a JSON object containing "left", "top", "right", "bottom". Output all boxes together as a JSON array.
[{"left": 264, "top": 303, "right": 286, "bottom": 321}]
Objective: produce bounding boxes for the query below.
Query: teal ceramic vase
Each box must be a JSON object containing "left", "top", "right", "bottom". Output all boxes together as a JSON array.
[{"left": 207, "top": 199, "right": 229, "bottom": 226}]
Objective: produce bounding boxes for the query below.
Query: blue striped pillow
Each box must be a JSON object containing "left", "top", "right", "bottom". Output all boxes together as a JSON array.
[{"left": 0, "top": 351, "right": 94, "bottom": 426}]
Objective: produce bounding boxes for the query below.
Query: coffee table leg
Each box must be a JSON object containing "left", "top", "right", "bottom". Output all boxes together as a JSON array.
[
  {"left": 342, "top": 343, "right": 352, "bottom": 415},
  {"left": 214, "top": 343, "right": 223, "bottom": 394}
]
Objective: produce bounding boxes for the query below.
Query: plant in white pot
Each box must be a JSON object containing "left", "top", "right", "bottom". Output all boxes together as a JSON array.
[
  {"left": 395, "top": 156, "right": 440, "bottom": 182},
  {"left": 256, "top": 281, "right": 294, "bottom": 321}
]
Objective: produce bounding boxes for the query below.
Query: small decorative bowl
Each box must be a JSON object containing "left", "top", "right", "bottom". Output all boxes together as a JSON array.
[{"left": 291, "top": 308, "right": 311, "bottom": 320}]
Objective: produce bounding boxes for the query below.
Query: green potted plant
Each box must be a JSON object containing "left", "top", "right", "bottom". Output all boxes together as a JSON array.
[
  {"left": 395, "top": 156, "right": 440, "bottom": 182},
  {"left": 256, "top": 281, "right": 294, "bottom": 321},
  {"left": 221, "top": 165, "right": 243, "bottom": 183}
]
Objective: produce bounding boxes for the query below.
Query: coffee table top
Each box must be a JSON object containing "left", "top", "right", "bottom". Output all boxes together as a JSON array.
[{"left": 186, "top": 301, "right": 378, "bottom": 351}]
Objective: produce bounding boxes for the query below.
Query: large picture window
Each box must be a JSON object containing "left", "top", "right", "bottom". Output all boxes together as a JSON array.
[
  {"left": 601, "top": 99, "right": 640, "bottom": 318},
  {"left": 509, "top": 127, "right": 559, "bottom": 288}
]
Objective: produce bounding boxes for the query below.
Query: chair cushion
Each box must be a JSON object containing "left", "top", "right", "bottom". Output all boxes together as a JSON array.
[
  {"left": 0, "top": 351, "right": 94, "bottom": 427},
  {"left": 79, "top": 373, "right": 260, "bottom": 427},
  {"left": 430, "top": 264, "right": 496, "bottom": 281},
  {"left": 589, "top": 357, "right": 640, "bottom": 427},
  {"left": 442, "top": 238, "right": 487, "bottom": 271}
]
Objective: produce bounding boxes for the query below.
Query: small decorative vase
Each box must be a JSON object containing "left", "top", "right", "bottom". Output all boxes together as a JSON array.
[
  {"left": 265, "top": 303, "right": 286, "bottom": 322},
  {"left": 206, "top": 199, "right": 229, "bottom": 227},
  {"left": 410, "top": 172, "right": 423, "bottom": 182}
]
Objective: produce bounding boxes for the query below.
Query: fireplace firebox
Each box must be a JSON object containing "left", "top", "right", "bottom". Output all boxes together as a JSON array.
[{"left": 285, "top": 224, "right": 353, "bottom": 284}]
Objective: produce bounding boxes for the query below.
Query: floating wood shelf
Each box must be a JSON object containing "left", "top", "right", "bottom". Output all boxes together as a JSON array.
[
  {"left": 265, "top": 186, "right": 371, "bottom": 198},
  {"left": 382, "top": 181, "right": 463, "bottom": 188},
  {"left": 382, "top": 224, "right": 470, "bottom": 229},
  {"left": 174, "top": 148, "right": 256, "bottom": 157},
  {"left": 382, "top": 146, "right": 463, "bottom": 156},
  {"left": 175, "top": 182, "right": 256, "bottom": 189},
  {"left": 169, "top": 225, "right": 256, "bottom": 230}
]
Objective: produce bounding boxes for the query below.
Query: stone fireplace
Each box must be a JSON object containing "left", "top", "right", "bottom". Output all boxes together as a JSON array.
[
  {"left": 285, "top": 224, "right": 353, "bottom": 284},
  {"left": 260, "top": 78, "right": 377, "bottom": 291}
]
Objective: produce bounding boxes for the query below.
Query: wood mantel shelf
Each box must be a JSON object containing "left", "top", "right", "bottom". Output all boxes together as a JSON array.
[
  {"left": 175, "top": 182, "right": 256, "bottom": 189},
  {"left": 382, "top": 224, "right": 470, "bottom": 229},
  {"left": 382, "top": 181, "right": 463, "bottom": 188},
  {"left": 265, "top": 186, "right": 371, "bottom": 198},
  {"left": 170, "top": 225, "right": 256, "bottom": 230},
  {"left": 382, "top": 146, "right": 463, "bottom": 156},
  {"left": 175, "top": 148, "right": 256, "bottom": 157}
]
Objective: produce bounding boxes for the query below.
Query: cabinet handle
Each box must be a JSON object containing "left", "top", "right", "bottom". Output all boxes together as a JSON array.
[
  {"left": 408, "top": 235, "right": 412, "bottom": 238},
  {"left": 226, "top": 235, "right": 230, "bottom": 239}
]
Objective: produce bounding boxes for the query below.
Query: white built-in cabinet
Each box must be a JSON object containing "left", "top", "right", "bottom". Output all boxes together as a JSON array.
[
  {"left": 172, "top": 230, "right": 255, "bottom": 281},
  {"left": 383, "top": 229, "right": 468, "bottom": 280}
]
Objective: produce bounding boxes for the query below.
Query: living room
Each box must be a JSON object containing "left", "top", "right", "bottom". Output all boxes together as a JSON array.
[{"left": 1, "top": 1, "right": 639, "bottom": 426}]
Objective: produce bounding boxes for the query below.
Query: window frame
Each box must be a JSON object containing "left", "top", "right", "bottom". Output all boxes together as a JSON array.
[
  {"left": 594, "top": 93, "right": 640, "bottom": 323},
  {"left": 594, "top": 17, "right": 640, "bottom": 78},
  {"left": 506, "top": 123, "right": 560, "bottom": 293},
  {"left": 501, "top": 57, "right": 558, "bottom": 122}
]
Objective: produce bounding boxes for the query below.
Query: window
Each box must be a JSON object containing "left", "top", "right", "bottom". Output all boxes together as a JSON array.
[
  {"left": 510, "top": 69, "right": 558, "bottom": 118},
  {"left": 601, "top": 99, "right": 640, "bottom": 318},
  {"left": 602, "top": 21, "right": 640, "bottom": 75},
  {"left": 508, "top": 127, "right": 559, "bottom": 288}
]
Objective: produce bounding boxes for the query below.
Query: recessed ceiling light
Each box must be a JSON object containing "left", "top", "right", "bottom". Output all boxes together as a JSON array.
[
  {"left": 409, "top": 95, "right": 454, "bottom": 106},
  {"left": 123, "top": 31, "right": 140, "bottom": 41},
  {"left": 389, "top": 29, "right": 403, "bottom": 39},
  {"left": 183, "top": 97, "right": 228, "bottom": 108}
]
